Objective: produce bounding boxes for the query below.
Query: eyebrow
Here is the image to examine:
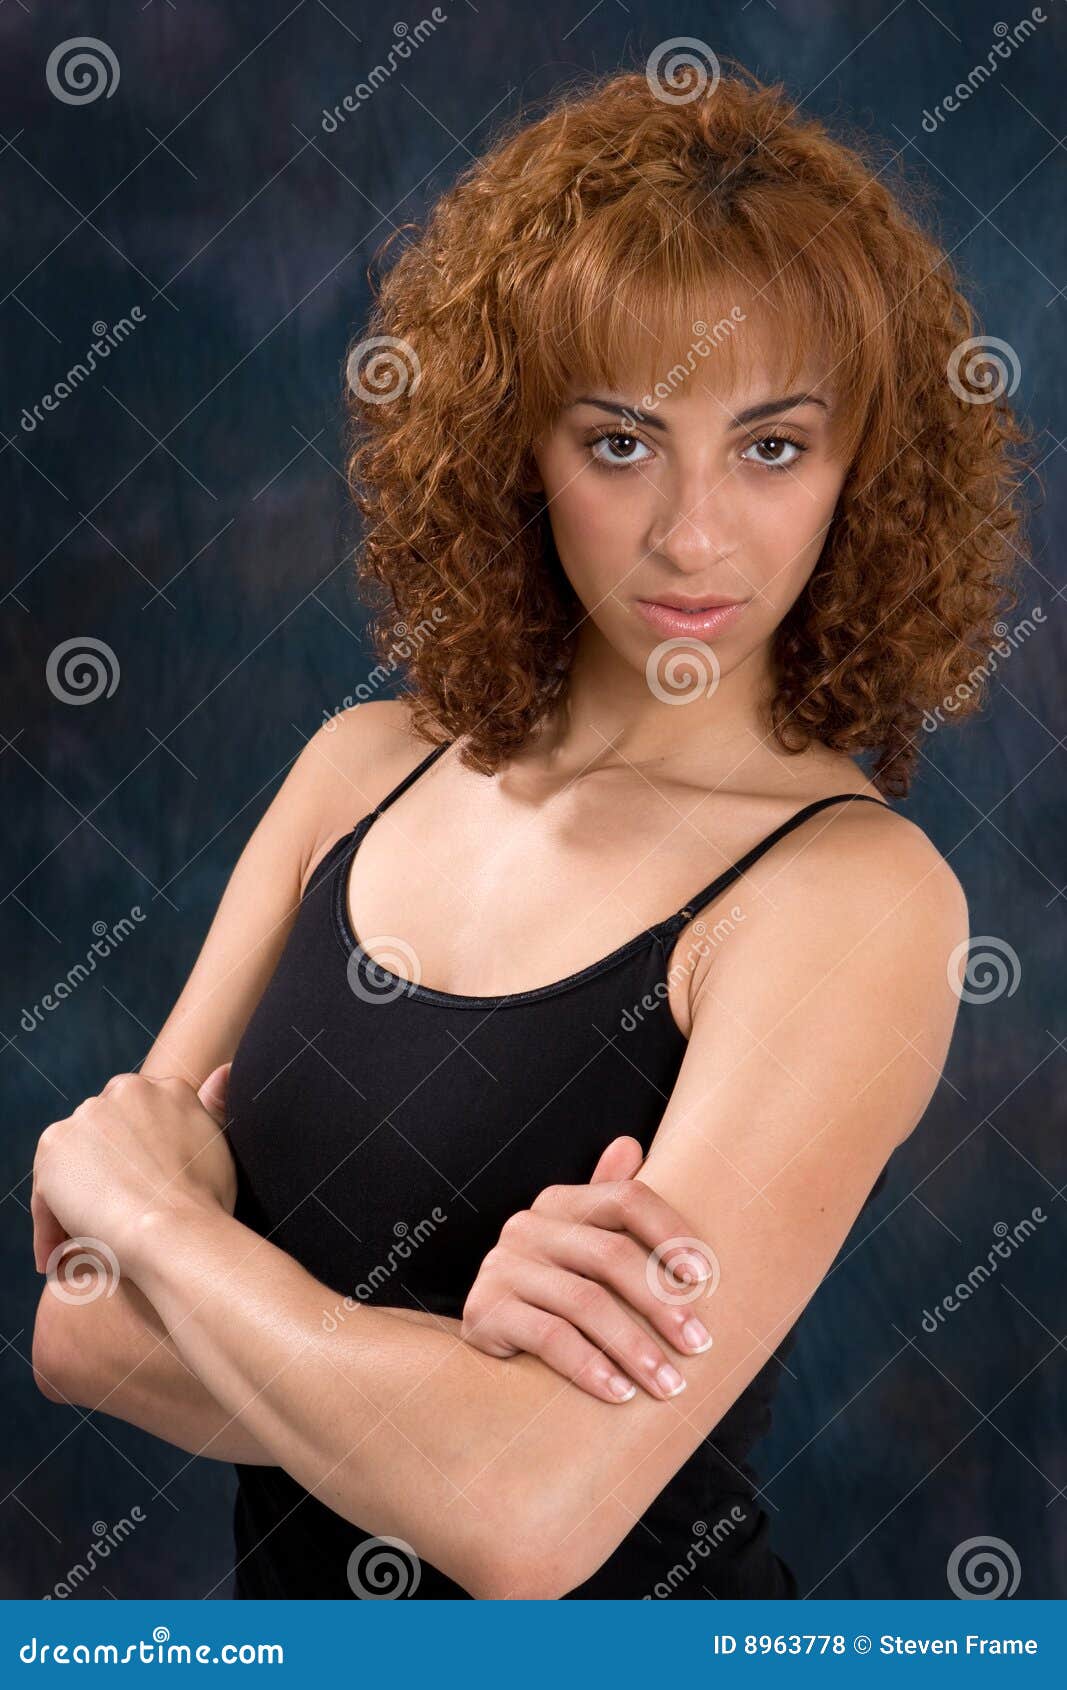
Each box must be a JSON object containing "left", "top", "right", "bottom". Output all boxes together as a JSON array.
[{"left": 568, "top": 392, "right": 829, "bottom": 431}]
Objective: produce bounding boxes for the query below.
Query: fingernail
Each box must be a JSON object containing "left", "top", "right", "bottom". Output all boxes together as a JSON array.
[
  {"left": 656, "top": 1363, "right": 686, "bottom": 1396},
  {"left": 672, "top": 1254, "right": 710, "bottom": 1284},
  {"left": 606, "top": 1375, "right": 636, "bottom": 1401},
  {"left": 682, "top": 1318, "right": 712, "bottom": 1352}
]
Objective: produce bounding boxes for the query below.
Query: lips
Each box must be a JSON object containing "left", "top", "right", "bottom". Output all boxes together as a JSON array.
[{"left": 634, "top": 597, "right": 747, "bottom": 640}]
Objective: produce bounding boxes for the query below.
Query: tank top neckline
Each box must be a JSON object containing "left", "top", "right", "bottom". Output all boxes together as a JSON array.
[{"left": 327, "top": 738, "right": 891, "bottom": 1012}]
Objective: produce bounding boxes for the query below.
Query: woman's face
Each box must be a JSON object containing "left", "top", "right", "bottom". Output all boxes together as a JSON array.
[{"left": 531, "top": 343, "right": 850, "bottom": 680}]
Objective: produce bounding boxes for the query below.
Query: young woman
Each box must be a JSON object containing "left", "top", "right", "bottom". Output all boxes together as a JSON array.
[{"left": 31, "top": 63, "right": 1028, "bottom": 1601}]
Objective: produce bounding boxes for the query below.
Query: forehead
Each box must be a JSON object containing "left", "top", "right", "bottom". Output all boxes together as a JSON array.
[{"left": 561, "top": 305, "right": 835, "bottom": 422}]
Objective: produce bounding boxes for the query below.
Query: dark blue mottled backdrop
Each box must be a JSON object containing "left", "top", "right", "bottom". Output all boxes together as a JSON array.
[{"left": 2, "top": 0, "right": 1064, "bottom": 1601}]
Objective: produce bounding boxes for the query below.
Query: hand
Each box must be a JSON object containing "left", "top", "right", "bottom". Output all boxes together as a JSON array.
[
  {"left": 460, "top": 1136, "right": 718, "bottom": 1404},
  {"left": 31, "top": 1064, "right": 235, "bottom": 1284}
]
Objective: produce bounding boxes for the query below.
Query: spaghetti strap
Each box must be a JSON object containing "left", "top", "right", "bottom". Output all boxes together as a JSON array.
[
  {"left": 364, "top": 738, "right": 453, "bottom": 822},
  {"left": 660, "top": 792, "right": 892, "bottom": 934}
]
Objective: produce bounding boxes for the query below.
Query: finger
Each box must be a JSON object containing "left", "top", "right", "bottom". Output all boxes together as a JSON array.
[
  {"left": 514, "top": 1216, "right": 713, "bottom": 1358},
  {"left": 493, "top": 1257, "right": 690, "bottom": 1401},
  {"left": 516, "top": 1215, "right": 715, "bottom": 1360},
  {"left": 589, "top": 1135, "right": 644, "bottom": 1183},
  {"left": 532, "top": 1179, "right": 716, "bottom": 1286},
  {"left": 197, "top": 1062, "right": 232, "bottom": 1125},
  {"left": 471, "top": 1296, "right": 639, "bottom": 1405}
]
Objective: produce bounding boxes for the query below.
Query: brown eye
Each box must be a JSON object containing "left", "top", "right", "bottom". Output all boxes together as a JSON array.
[
  {"left": 589, "top": 432, "right": 652, "bottom": 470},
  {"left": 741, "top": 434, "right": 806, "bottom": 471}
]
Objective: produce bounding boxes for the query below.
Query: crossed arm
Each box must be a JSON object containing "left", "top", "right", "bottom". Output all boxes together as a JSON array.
[{"left": 32, "top": 806, "right": 967, "bottom": 1599}]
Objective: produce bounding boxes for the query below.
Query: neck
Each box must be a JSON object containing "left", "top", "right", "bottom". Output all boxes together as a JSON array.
[{"left": 529, "top": 621, "right": 780, "bottom": 783}]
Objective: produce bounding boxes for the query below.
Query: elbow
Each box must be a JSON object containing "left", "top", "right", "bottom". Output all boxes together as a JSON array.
[
  {"left": 462, "top": 1495, "right": 601, "bottom": 1601},
  {"left": 31, "top": 1293, "right": 79, "bottom": 1405},
  {"left": 466, "top": 1547, "right": 571, "bottom": 1602}
]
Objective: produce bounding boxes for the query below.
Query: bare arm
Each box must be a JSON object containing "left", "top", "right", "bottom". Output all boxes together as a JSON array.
[
  {"left": 111, "top": 812, "right": 968, "bottom": 1598},
  {"left": 33, "top": 1272, "right": 451, "bottom": 1462},
  {"left": 33, "top": 1275, "right": 272, "bottom": 1462},
  {"left": 31, "top": 702, "right": 422, "bottom": 1455}
]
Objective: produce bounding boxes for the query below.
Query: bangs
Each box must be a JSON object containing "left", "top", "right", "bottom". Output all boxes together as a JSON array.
[{"left": 515, "top": 188, "right": 891, "bottom": 460}]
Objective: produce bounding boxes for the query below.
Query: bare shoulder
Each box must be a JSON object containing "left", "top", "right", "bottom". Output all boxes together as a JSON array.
[
  {"left": 775, "top": 794, "right": 967, "bottom": 925},
  {"left": 688, "top": 791, "right": 969, "bottom": 1041},
  {"left": 759, "top": 794, "right": 967, "bottom": 969},
  {"left": 682, "top": 796, "right": 969, "bottom": 1152},
  {"left": 139, "top": 700, "right": 446, "bottom": 1083},
  {"left": 293, "top": 700, "right": 446, "bottom": 888}
]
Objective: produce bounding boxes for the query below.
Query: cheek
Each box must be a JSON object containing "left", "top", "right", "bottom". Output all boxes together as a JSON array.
[
  {"left": 749, "top": 477, "right": 840, "bottom": 586},
  {"left": 545, "top": 466, "right": 632, "bottom": 572}
]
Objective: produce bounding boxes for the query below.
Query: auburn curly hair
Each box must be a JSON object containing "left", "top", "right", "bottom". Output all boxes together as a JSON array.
[{"left": 343, "top": 61, "right": 1032, "bottom": 797}]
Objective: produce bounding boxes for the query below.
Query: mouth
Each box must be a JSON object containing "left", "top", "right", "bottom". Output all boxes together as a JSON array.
[{"left": 634, "top": 596, "right": 748, "bottom": 640}]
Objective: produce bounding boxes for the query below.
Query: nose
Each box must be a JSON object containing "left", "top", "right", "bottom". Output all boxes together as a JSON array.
[{"left": 646, "top": 480, "right": 739, "bottom": 574}]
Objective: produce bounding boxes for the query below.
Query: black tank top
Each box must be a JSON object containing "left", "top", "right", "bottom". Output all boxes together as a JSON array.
[{"left": 225, "top": 740, "right": 893, "bottom": 1600}]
